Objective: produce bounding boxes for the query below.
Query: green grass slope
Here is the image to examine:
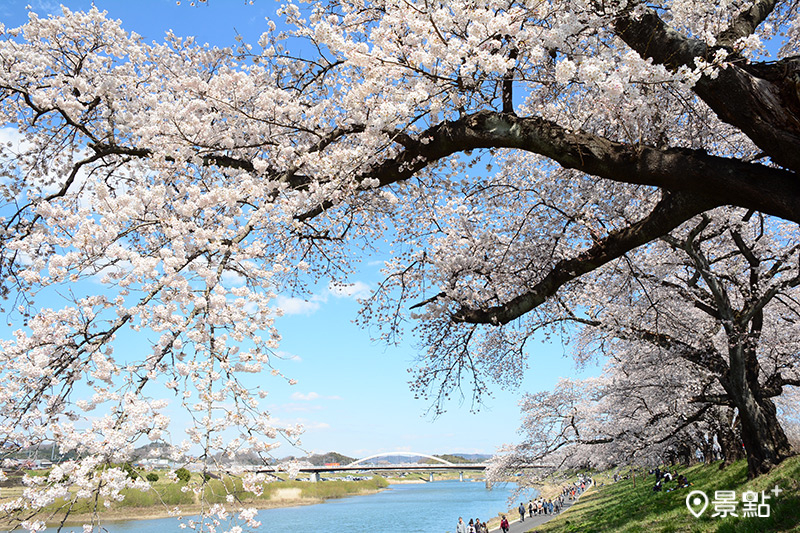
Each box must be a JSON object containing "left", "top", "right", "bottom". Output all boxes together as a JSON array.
[{"left": 533, "top": 456, "right": 800, "bottom": 533}]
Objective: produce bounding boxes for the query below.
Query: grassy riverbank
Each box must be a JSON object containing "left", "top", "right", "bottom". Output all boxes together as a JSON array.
[
  {"left": 525, "top": 456, "right": 800, "bottom": 532},
  {"left": 0, "top": 472, "right": 389, "bottom": 527}
]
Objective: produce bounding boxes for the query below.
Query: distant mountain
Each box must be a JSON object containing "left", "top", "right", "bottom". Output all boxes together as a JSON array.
[
  {"left": 131, "top": 442, "right": 186, "bottom": 464},
  {"left": 213, "top": 449, "right": 266, "bottom": 466},
  {"left": 280, "top": 451, "right": 356, "bottom": 466},
  {"left": 453, "top": 453, "right": 492, "bottom": 462},
  {"left": 168, "top": 449, "right": 489, "bottom": 468},
  {"left": 309, "top": 451, "right": 356, "bottom": 465},
  {"left": 420, "top": 454, "right": 492, "bottom": 464},
  {"left": 131, "top": 442, "right": 174, "bottom": 459}
]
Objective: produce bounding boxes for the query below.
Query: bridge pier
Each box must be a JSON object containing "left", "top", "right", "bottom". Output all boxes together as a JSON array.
[{"left": 309, "top": 472, "right": 320, "bottom": 483}]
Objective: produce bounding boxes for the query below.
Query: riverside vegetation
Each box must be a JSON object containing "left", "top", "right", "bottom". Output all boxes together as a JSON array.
[{"left": 0, "top": 470, "right": 389, "bottom": 527}]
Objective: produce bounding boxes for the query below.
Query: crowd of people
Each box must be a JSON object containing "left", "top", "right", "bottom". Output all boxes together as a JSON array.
[
  {"left": 455, "top": 516, "right": 489, "bottom": 533},
  {"left": 455, "top": 476, "right": 592, "bottom": 532},
  {"left": 651, "top": 467, "right": 690, "bottom": 492},
  {"left": 453, "top": 467, "right": 693, "bottom": 532},
  {"left": 517, "top": 494, "right": 561, "bottom": 519}
]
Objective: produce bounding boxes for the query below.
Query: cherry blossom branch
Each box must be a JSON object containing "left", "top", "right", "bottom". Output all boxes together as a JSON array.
[
  {"left": 614, "top": 5, "right": 800, "bottom": 174},
  {"left": 717, "top": 0, "right": 779, "bottom": 47},
  {"left": 321, "top": 110, "right": 798, "bottom": 222},
  {"left": 450, "top": 191, "right": 711, "bottom": 325}
]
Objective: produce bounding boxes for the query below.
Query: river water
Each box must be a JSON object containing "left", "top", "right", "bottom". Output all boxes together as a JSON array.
[{"left": 39, "top": 479, "right": 535, "bottom": 533}]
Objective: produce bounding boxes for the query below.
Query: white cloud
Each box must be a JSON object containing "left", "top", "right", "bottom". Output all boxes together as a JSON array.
[
  {"left": 0, "top": 127, "right": 30, "bottom": 190},
  {"left": 0, "top": 126, "right": 94, "bottom": 202},
  {"left": 278, "top": 403, "right": 324, "bottom": 413},
  {"left": 291, "top": 392, "right": 320, "bottom": 401},
  {"left": 0, "top": 127, "right": 26, "bottom": 151},
  {"left": 221, "top": 269, "right": 246, "bottom": 287},
  {"left": 274, "top": 280, "right": 370, "bottom": 316},
  {"left": 290, "top": 392, "right": 342, "bottom": 402},
  {"left": 275, "top": 350, "right": 302, "bottom": 362},
  {"left": 89, "top": 258, "right": 134, "bottom": 284},
  {"left": 271, "top": 416, "right": 331, "bottom": 430},
  {"left": 301, "top": 420, "right": 331, "bottom": 430},
  {"left": 276, "top": 295, "right": 321, "bottom": 315},
  {"left": 29, "top": 1, "right": 61, "bottom": 16}
]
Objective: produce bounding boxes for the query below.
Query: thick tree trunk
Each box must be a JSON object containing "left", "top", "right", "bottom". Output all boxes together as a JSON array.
[
  {"left": 736, "top": 395, "right": 792, "bottom": 477},
  {"left": 715, "top": 408, "right": 745, "bottom": 468},
  {"left": 676, "top": 443, "right": 693, "bottom": 466},
  {"left": 725, "top": 344, "right": 793, "bottom": 478},
  {"left": 701, "top": 438, "right": 715, "bottom": 465}
]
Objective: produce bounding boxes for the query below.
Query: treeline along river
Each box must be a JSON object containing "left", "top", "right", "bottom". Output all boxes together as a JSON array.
[{"left": 38, "top": 479, "right": 537, "bottom": 533}]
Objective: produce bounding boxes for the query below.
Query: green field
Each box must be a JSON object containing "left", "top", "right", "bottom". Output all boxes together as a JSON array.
[{"left": 529, "top": 457, "right": 800, "bottom": 533}]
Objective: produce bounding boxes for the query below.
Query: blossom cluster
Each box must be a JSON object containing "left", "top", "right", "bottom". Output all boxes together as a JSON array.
[{"left": 0, "top": 0, "right": 796, "bottom": 529}]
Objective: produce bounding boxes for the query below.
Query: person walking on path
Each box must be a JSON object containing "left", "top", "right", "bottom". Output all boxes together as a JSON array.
[
  {"left": 490, "top": 484, "right": 584, "bottom": 533},
  {"left": 500, "top": 515, "right": 510, "bottom": 533},
  {"left": 457, "top": 517, "right": 468, "bottom": 533},
  {"left": 518, "top": 503, "right": 525, "bottom": 522}
]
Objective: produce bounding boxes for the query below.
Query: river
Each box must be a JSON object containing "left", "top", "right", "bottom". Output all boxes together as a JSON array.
[{"left": 39, "top": 479, "right": 535, "bottom": 533}]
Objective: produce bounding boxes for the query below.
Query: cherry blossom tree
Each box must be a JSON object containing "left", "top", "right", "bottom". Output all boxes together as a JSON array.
[
  {"left": 486, "top": 376, "right": 716, "bottom": 479},
  {"left": 1, "top": 0, "right": 800, "bottom": 528},
  {"left": 489, "top": 208, "right": 799, "bottom": 479},
  {"left": 487, "top": 341, "right": 747, "bottom": 479},
  {"left": 489, "top": 353, "right": 743, "bottom": 479},
  {"left": 588, "top": 209, "right": 799, "bottom": 477}
]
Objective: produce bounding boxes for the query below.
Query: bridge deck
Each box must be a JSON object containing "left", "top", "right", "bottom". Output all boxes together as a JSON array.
[
  {"left": 256, "top": 463, "right": 486, "bottom": 473},
  {"left": 254, "top": 463, "right": 549, "bottom": 473}
]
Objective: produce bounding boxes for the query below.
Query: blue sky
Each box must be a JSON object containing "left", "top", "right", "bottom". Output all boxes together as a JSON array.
[{"left": 0, "top": 0, "right": 595, "bottom": 460}]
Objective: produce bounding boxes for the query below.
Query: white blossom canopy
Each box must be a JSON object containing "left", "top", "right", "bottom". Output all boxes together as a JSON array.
[{"left": 0, "top": 0, "right": 799, "bottom": 529}]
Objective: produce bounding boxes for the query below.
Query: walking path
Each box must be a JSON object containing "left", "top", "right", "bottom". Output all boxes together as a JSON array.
[{"left": 488, "top": 492, "right": 581, "bottom": 533}]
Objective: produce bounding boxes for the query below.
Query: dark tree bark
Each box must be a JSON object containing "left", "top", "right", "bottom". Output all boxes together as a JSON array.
[
  {"left": 700, "top": 433, "right": 715, "bottom": 465},
  {"left": 715, "top": 408, "right": 745, "bottom": 468},
  {"left": 545, "top": 219, "right": 798, "bottom": 478},
  {"left": 675, "top": 441, "right": 694, "bottom": 466},
  {"left": 721, "top": 342, "right": 793, "bottom": 477}
]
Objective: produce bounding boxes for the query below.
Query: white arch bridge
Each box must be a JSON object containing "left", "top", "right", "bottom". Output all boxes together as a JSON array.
[{"left": 255, "top": 451, "right": 548, "bottom": 482}]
